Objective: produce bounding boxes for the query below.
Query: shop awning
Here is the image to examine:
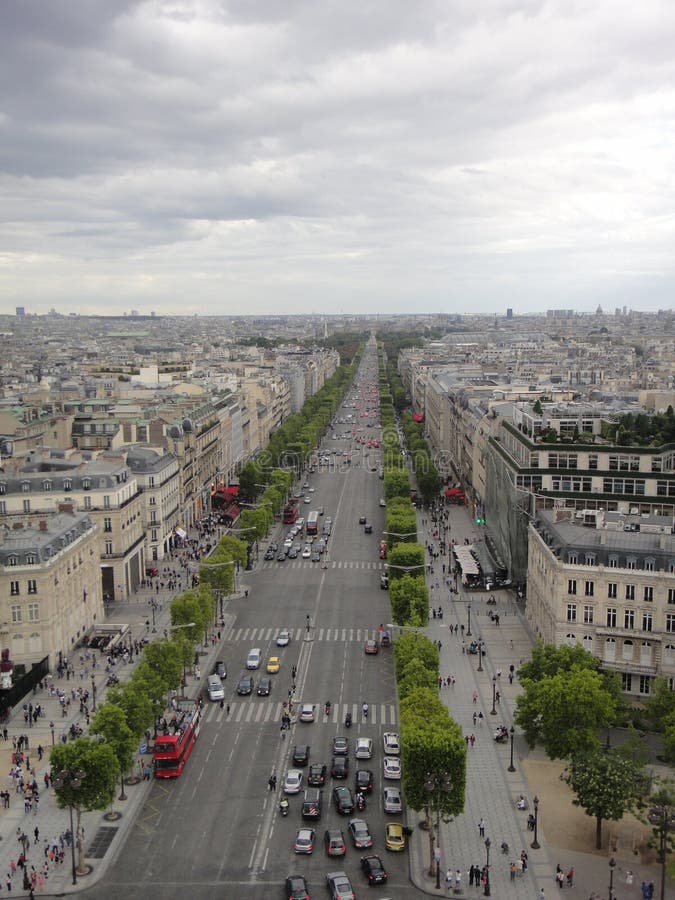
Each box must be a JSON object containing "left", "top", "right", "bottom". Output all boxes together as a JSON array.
[
  {"left": 175, "top": 527, "right": 187, "bottom": 539},
  {"left": 223, "top": 504, "right": 241, "bottom": 520},
  {"left": 453, "top": 545, "right": 480, "bottom": 576}
]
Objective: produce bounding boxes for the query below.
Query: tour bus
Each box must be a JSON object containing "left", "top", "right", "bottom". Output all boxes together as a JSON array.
[
  {"left": 153, "top": 700, "right": 202, "bottom": 778},
  {"left": 306, "top": 510, "right": 320, "bottom": 536}
]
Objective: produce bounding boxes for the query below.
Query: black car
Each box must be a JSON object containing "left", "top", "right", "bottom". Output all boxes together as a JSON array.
[
  {"left": 332, "top": 786, "right": 355, "bottom": 815},
  {"left": 237, "top": 675, "right": 254, "bottom": 695},
  {"left": 288, "top": 546, "right": 299, "bottom": 559},
  {"left": 355, "top": 769, "right": 374, "bottom": 794},
  {"left": 308, "top": 764, "right": 327, "bottom": 787},
  {"left": 364, "top": 523, "right": 373, "bottom": 534},
  {"left": 285, "top": 874, "right": 310, "bottom": 900},
  {"left": 213, "top": 660, "right": 227, "bottom": 679},
  {"left": 331, "top": 756, "right": 349, "bottom": 779},
  {"left": 360, "top": 854, "right": 388, "bottom": 885},
  {"left": 257, "top": 677, "right": 272, "bottom": 696},
  {"left": 293, "top": 744, "right": 310, "bottom": 767},
  {"left": 277, "top": 552, "right": 287, "bottom": 562},
  {"left": 358, "top": 515, "right": 367, "bottom": 524},
  {"left": 264, "top": 550, "right": 276, "bottom": 560}
]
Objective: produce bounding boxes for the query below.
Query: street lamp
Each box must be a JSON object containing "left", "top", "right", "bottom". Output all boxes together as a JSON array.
[
  {"left": 424, "top": 771, "right": 453, "bottom": 889},
  {"left": 466, "top": 604, "right": 472, "bottom": 637},
  {"left": 608, "top": 857, "right": 616, "bottom": 900},
  {"left": 508, "top": 726, "right": 516, "bottom": 772},
  {"left": 648, "top": 798, "right": 675, "bottom": 900},
  {"left": 53, "top": 767, "right": 86, "bottom": 884},
  {"left": 484, "top": 837, "right": 491, "bottom": 896},
  {"left": 490, "top": 674, "right": 497, "bottom": 715},
  {"left": 477, "top": 641, "right": 484, "bottom": 672},
  {"left": 531, "top": 795, "right": 540, "bottom": 849}
]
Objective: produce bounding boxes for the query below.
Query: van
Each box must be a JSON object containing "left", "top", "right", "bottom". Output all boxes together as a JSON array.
[
  {"left": 207, "top": 675, "right": 225, "bottom": 702},
  {"left": 302, "top": 788, "right": 323, "bottom": 820},
  {"left": 246, "top": 648, "right": 262, "bottom": 669}
]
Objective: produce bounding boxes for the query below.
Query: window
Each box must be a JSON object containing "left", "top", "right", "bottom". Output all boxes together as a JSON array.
[
  {"left": 149, "top": 476, "right": 155, "bottom": 487},
  {"left": 568, "top": 553, "right": 578, "bottom": 565},
  {"left": 63, "top": 479, "right": 72, "bottom": 492},
  {"left": 7, "top": 555, "right": 18, "bottom": 567},
  {"left": 42, "top": 480, "right": 52, "bottom": 492},
  {"left": 27, "top": 580, "right": 37, "bottom": 595},
  {"left": 642, "top": 613, "right": 653, "bottom": 632},
  {"left": 82, "top": 478, "right": 91, "bottom": 490},
  {"left": 608, "top": 556, "right": 619, "bottom": 568},
  {"left": 644, "top": 558, "right": 655, "bottom": 572},
  {"left": 151, "top": 529, "right": 158, "bottom": 541},
  {"left": 584, "top": 580, "right": 594, "bottom": 597},
  {"left": 639, "top": 675, "right": 651, "bottom": 696},
  {"left": 625, "top": 584, "right": 635, "bottom": 601},
  {"left": 149, "top": 496, "right": 156, "bottom": 506},
  {"left": 664, "top": 644, "right": 675, "bottom": 666},
  {"left": 621, "top": 673, "right": 632, "bottom": 692},
  {"left": 103, "top": 495, "right": 111, "bottom": 509},
  {"left": 668, "top": 588, "right": 675, "bottom": 605},
  {"left": 25, "top": 554, "right": 36, "bottom": 565},
  {"left": 622, "top": 640, "right": 633, "bottom": 660},
  {"left": 566, "top": 604, "right": 577, "bottom": 623},
  {"left": 624, "top": 609, "right": 635, "bottom": 629},
  {"left": 28, "top": 603, "right": 39, "bottom": 622},
  {"left": 22, "top": 499, "right": 31, "bottom": 513},
  {"left": 606, "top": 608, "right": 617, "bottom": 627},
  {"left": 643, "top": 586, "right": 653, "bottom": 602},
  {"left": 666, "top": 614, "right": 675, "bottom": 633},
  {"left": 608, "top": 583, "right": 618, "bottom": 599},
  {"left": 104, "top": 517, "right": 112, "bottom": 533},
  {"left": 21, "top": 481, "right": 30, "bottom": 493},
  {"left": 583, "top": 606, "right": 594, "bottom": 625},
  {"left": 585, "top": 554, "right": 596, "bottom": 566},
  {"left": 588, "top": 454, "right": 598, "bottom": 469},
  {"left": 84, "top": 496, "right": 91, "bottom": 510},
  {"left": 104, "top": 541, "right": 113, "bottom": 555},
  {"left": 10, "top": 581, "right": 19, "bottom": 596},
  {"left": 10, "top": 605, "right": 21, "bottom": 624},
  {"left": 0, "top": 501, "right": 5, "bottom": 515},
  {"left": 626, "top": 557, "right": 637, "bottom": 570},
  {"left": 568, "top": 579, "right": 577, "bottom": 595}
]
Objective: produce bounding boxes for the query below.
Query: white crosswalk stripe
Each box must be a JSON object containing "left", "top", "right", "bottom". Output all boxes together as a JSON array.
[
  {"left": 258, "top": 560, "right": 383, "bottom": 571},
  {"left": 227, "top": 626, "right": 381, "bottom": 644},
  {"left": 202, "top": 701, "right": 397, "bottom": 726}
]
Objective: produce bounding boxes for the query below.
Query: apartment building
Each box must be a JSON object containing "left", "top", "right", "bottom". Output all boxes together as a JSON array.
[
  {"left": 527, "top": 508, "right": 675, "bottom": 697},
  {"left": 125, "top": 446, "right": 181, "bottom": 562},
  {"left": 0, "top": 509, "right": 102, "bottom": 668}
]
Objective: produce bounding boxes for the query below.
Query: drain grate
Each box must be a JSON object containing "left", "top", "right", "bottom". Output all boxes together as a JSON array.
[{"left": 87, "top": 826, "right": 118, "bottom": 859}]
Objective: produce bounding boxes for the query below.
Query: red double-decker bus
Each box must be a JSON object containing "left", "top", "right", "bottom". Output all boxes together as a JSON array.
[
  {"left": 153, "top": 700, "right": 202, "bottom": 778},
  {"left": 283, "top": 500, "right": 299, "bottom": 524}
]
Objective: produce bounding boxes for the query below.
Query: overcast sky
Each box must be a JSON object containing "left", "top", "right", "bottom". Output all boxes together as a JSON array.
[{"left": 1, "top": 0, "right": 674, "bottom": 317}]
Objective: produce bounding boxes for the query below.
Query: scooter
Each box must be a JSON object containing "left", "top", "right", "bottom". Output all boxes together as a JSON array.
[
  {"left": 356, "top": 795, "right": 366, "bottom": 811},
  {"left": 325, "top": 701, "right": 332, "bottom": 716},
  {"left": 345, "top": 712, "right": 352, "bottom": 728},
  {"left": 279, "top": 798, "right": 289, "bottom": 817}
]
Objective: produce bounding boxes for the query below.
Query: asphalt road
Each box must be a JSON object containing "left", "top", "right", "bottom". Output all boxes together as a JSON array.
[{"left": 87, "top": 352, "right": 416, "bottom": 899}]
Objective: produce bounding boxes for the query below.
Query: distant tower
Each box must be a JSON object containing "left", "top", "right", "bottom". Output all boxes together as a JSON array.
[
  {"left": 506, "top": 308, "right": 513, "bottom": 319},
  {"left": 323, "top": 319, "right": 329, "bottom": 339},
  {"left": 15, "top": 306, "right": 25, "bottom": 317}
]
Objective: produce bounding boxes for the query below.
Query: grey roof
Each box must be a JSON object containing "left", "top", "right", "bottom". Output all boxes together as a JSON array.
[{"left": 0, "top": 512, "right": 95, "bottom": 564}]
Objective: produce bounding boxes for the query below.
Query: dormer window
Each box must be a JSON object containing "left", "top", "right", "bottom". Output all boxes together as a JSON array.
[
  {"left": 82, "top": 478, "right": 91, "bottom": 491},
  {"left": 63, "top": 479, "right": 72, "bottom": 492},
  {"left": 25, "top": 554, "right": 37, "bottom": 565},
  {"left": 7, "top": 555, "right": 18, "bottom": 566},
  {"left": 0, "top": 482, "right": 6, "bottom": 494},
  {"left": 42, "top": 480, "right": 52, "bottom": 492},
  {"left": 21, "top": 481, "right": 31, "bottom": 492}
]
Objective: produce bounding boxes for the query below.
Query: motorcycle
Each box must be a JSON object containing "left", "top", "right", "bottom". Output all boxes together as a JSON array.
[
  {"left": 345, "top": 712, "right": 352, "bottom": 728},
  {"left": 356, "top": 794, "right": 366, "bottom": 811},
  {"left": 279, "top": 799, "right": 289, "bottom": 817},
  {"left": 106, "top": 673, "right": 120, "bottom": 686},
  {"left": 362, "top": 703, "right": 369, "bottom": 719},
  {"left": 325, "top": 701, "right": 332, "bottom": 716}
]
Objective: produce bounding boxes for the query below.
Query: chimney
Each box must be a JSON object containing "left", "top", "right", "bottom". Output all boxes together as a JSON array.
[
  {"left": 58, "top": 502, "right": 74, "bottom": 515},
  {"left": 38, "top": 520, "right": 48, "bottom": 532},
  {"left": 12, "top": 522, "right": 24, "bottom": 530}
]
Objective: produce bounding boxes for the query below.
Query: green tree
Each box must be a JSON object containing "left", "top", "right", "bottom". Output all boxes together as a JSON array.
[
  {"left": 106, "top": 682, "right": 154, "bottom": 738},
  {"left": 561, "top": 748, "right": 644, "bottom": 848},
  {"left": 90, "top": 704, "right": 138, "bottom": 801},
  {"left": 130, "top": 663, "right": 168, "bottom": 729},
  {"left": 142, "top": 639, "right": 183, "bottom": 691},
  {"left": 170, "top": 589, "right": 208, "bottom": 644},
  {"left": 238, "top": 507, "right": 269, "bottom": 542},
  {"left": 388, "top": 543, "right": 425, "bottom": 580},
  {"left": 384, "top": 467, "right": 411, "bottom": 500},
  {"left": 399, "top": 656, "right": 439, "bottom": 698},
  {"left": 643, "top": 677, "right": 675, "bottom": 733},
  {"left": 389, "top": 575, "right": 428, "bottom": 626},
  {"left": 393, "top": 632, "right": 438, "bottom": 680},
  {"left": 51, "top": 737, "right": 119, "bottom": 875},
  {"left": 663, "top": 713, "right": 675, "bottom": 766},
  {"left": 637, "top": 777, "right": 675, "bottom": 889},
  {"left": 515, "top": 666, "right": 616, "bottom": 759},
  {"left": 519, "top": 641, "right": 600, "bottom": 682}
]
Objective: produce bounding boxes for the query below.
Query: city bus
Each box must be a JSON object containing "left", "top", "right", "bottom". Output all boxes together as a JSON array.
[
  {"left": 306, "top": 510, "right": 319, "bottom": 536},
  {"left": 153, "top": 700, "right": 202, "bottom": 778}
]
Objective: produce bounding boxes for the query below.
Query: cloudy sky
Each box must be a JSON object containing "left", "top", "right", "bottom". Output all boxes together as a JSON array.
[{"left": 1, "top": 0, "right": 674, "bottom": 317}]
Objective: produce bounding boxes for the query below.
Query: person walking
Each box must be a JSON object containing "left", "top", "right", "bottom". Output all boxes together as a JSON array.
[
  {"left": 478, "top": 818, "right": 485, "bottom": 837},
  {"left": 445, "top": 868, "right": 453, "bottom": 895}
]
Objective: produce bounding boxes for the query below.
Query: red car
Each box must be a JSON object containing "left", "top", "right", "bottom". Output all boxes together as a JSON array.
[{"left": 364, "top": 640, "right": 379, "bottom": 655}]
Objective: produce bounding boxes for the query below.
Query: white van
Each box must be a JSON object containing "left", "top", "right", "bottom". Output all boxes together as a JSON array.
[
  {"left": 207, "top": 674, "right": 225, "bottom": 702},
  {"left": 246, "top": 648, "right": 262, "bottom": 670}
]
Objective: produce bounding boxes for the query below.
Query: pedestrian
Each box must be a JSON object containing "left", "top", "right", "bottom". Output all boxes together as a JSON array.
[
  {"left": 445, "top": 868, "right": 453, "bottom": 894},
  {"left": 472, "top": 691, "right": 478, "bottom": 704},
  {"left": 469, "top": 733, "right": 476, "bottom": 748},
  {"left": 539, "top": 890, "right": 545, "bottom": 900},
  {"left": 33, "top": 827, "right": 38, "bottom": 845},
  {"left": 516, "top": 857, "right": 523, "bottom": 877},
  {"left": 625, "top": 870, "right": 633, "bottom": 886},
  {"left": 478, "top": 818, "right": 485, "bottom": 837},
  {"left": 454, "top": 870, "right": 461, "bottom": 891},
  {"left": 472, "top": 712, "right": 477, "bottom": 726},
  {"left": 555, "top": 865, "right": 564, "bottom": 888},
  {"left": 510, "top": 861, "right": 516, "bottom": 881}
]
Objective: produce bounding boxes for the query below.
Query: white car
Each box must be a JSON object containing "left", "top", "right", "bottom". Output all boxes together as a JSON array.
[
  {"left": 299, "top": 704, "right": 316, "bottom": 723},
  {"left": 383, "top": 756, "right": 401, "bottom": 780},
  {"left": 355, "top": 737, "right": 373, "bottom": 759},
  {"left": 284, "top": 769, "right": 304, "bottom": 794},
  {"left": 379, "top": 498, "right": 386, "bottom": 507},
  {"left": 302, "top": 546, "right": 312, "bottom": 559},
  {"left": 276, "top": 629, "right": 291, "bottom": 647},
  {"left": 304, "top": 497, "right": 311, "bottom": 504},
  {"left": 383, "top": 786, "right": 402, "bottom": 814},
  {"left": 383, "top": 732, "right": 400, "bottom": 755}
]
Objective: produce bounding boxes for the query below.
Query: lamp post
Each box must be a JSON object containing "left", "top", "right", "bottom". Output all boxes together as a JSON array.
[
  {"left": 424, "top": 771, "right": 453, "bottom": 889},
  {"left": 49, "top": 721, "right": 55, "bottom": 746},
  {"left": 508, "top": 726, "right": 516, "bottom": 772},
  {"left": 91, "top": 677, "right": 97, "bottom": 712},
  {"left": 467, "top": 604, "right": 472, "bottom": 637},
  {"left": 531, "top": 795, "right": 540, "bottom": 849},
  {"left": 608, "top": 857, "right": 616, "bottom": 900},
  {"left": 149, "top": 598, "right": 158, "bottom": 633},
  {"left": 490, "top": 674, "right": 497, "bottom": 715},
  {"left": 53, "top": 768, "right": 86, "bottom": 884},
  {"left": 477, "top": 641, "right": 483, "bottom": 672},
  {"left": 484, "top": 837, "right": 491, "bottom": 896},
  {"left": 648, "top": 797, "right": 675, "bottom": 900}
]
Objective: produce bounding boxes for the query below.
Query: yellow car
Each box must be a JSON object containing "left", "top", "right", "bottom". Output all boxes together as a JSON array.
[
  {"left": 266, "top": 656, "right": 281, "bottom": 674},
  {"left": 385, "top": 822, "right": 406, "bottom": 852}
]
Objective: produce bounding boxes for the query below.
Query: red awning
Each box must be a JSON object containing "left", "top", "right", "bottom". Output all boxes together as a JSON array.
[
  {"left": 413, "top": 412, "right": 424, "bottom": 422},
  {"left": 224, "top": 486, "right": 239, "bottom": 497},
  {"left": 445, "top": 488, "right": 464, "bottom": 497},
  {"left": 223, "top": 503, "right": 241, "bottom": 520}
]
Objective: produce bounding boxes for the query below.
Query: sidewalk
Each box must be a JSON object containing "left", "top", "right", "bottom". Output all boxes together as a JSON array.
[
  {"left": 405, "top": 498, "right": 665, "bottom": 900},
  {"left": 0, "top": 524, "right": 249, "bottom": 897}
]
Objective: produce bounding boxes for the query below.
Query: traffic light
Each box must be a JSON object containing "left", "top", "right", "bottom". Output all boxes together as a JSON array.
[{"left": 476, "top": 515, "right": 485, "bottom": 525}]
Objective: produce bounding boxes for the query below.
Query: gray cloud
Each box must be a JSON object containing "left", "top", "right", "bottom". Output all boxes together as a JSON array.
[{"left": 1, "top": 0, "right": 674, "bottom": 315}]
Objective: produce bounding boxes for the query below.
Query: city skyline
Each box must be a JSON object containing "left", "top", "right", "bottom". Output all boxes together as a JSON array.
[{"left": 2, "top": 0, "right": 674, "bottom": 317}]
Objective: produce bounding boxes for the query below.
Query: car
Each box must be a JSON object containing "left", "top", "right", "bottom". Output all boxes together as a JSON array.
[
  {"left": 303, "top": 482, "right": 309, "bottom": 488},
  {"left": 360, "top": 854, "right": 388, "bottom": 885},
  {"left": 207, "top": 674, "right": 225, "bottom": 702},
  {"left": 311, "top": 551, "right": 321, "bottom": 562},
  {"left": 355, "top": 769, "right": 374, "bottom": 794},
  {"left": 307, "top": 764, "right": 327, "bottom": 787},
  {"left": 331, "top": 756, "right": 349, "bottom": 779},
  {"left": 299, "top": 704, "right": 316, "bottom": 723},
  {"left": 384, "top": 822, "right": 406, "bottom": 852},
  {"left": 264, "top": 549, "right": 276, "bottom": 560},
  {"left": 348, "top": 817, "right": 373, "bottom": 849},
  {"left": 293, "top": 744, "right": 310, "bottom": 767},
  {"left": 257, "top": 677, "right": 272, "bottom": 696},
  {"left": 284, "top": 769, "right": 304, "bottom": 795},
  {"left": 301, "top": 788, "right": 322, "bottom": 820},
  {"left": 285, "top": 874, "right": 311, "bottom": 900},
  {"left": 364, "top": 640, "right": 378, "bottom": 655},
  {"left": 326, "top": 872, "right": 355, "bottom": 900},
  {"left": 358, "top": 515, "right": 367, "bottom": 524},
  {"left": 383, "top": 787, "right": 402, "bottom": 814},
  {"left": 277, "top": 629, "right": 292, "bottom": 647},
  {"left": 383, "top": 733, "right": 400, "bottom": 755},
  {"left": 237, "top": 675, "right": 254, "bottom": 695},
  {"left": 332, "top": 786, "right": 354, "bottom": 815},
  {"left": 383, "top": 757, "right": 401, "bottom": 780},
  {"left": 246, "top": 648, "right": 261, "bottom": 669},
  {"left": 304, "top": 497, "right": 311, "bottom": 504},
  {"left": 213, "top": 660, "right": 227, "bottom": 679},
  {"left": 266, "top": 656, "right": 281, "bottom": 674},
  {"left": 277, "top": 552, "right": 287, "bottom": 562},
  {"left": 293, "top": 827, "right": 315, "bottom": 855},
  {"left": 284, "top": 537, "right": 294, "bottom": 548},
  {"left": 268, "top": 541, "right": 278, "bottom": 552},
  {"left": 379, "top": 498, "right": 386, "bottom": 507},
  {"left": 355, "top": 737, "right": 373, "bottom": 760},
  {"left": 288, "top": 546, "right": 299, "bottom": 559},
  {"left": 308, "top": 487, "right": 315, "bottom": 493},
  {"left": 332, "top": 735, "right": 349, "bottom": 756},
  {"left": 380, "top": 574, "right": 389, "bottom": 590},
  {"left": 324, "top": 828, "right": 347, "bottom": 857},
  {"left": 302, "top": 546, "right": 312, "bottom": 559},
  {"left": 364, "top": 523, "right": 373, "bottom": 533}
]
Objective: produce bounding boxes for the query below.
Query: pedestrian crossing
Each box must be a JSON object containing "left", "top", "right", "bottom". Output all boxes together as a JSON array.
[
  {"left": 258, "top": 559, "right": 384, "bottom": 571},
  {"left": 228, "top": 626, "right": 384, "bottom": 644},
  {"left": 201, "top": 700, "right": 397, "bottom": 727}
]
